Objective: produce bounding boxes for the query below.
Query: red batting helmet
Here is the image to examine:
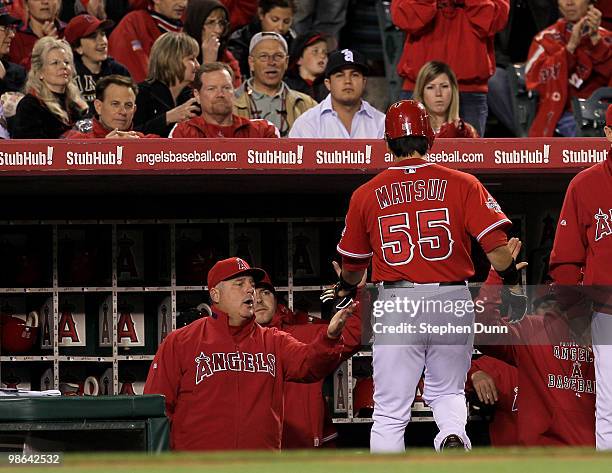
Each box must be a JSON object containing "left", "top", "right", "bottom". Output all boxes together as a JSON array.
[
  {"left": 353, "top": 377, "right": 374, "bottom": 417},
  {"left": 385, "top": 100, "right": 435, "bottom": 150},
  {"left": 1, "top": 311, "right": 39, "bottom": 354}
]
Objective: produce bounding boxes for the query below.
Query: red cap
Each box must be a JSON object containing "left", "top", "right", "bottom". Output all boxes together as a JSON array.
[
  {"left": 256, "top": 271, "right": 276, "bottom": 293},
  {"left": 64, "top": 14, "right": 114, "bottom": 46},
  {"left": 607, "top": 103, "right": 612, "bottom": 127},
  {"left": 207, "top": 257, "right": 265, "bottom": 289},
  {"left": 385, "top": 100, "right": 434, "bottom": 150}
]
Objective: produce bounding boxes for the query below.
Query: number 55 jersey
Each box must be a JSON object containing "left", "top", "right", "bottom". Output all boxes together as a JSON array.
[{"left": 337, "top": 157, "right": 511, "bottom": 282}]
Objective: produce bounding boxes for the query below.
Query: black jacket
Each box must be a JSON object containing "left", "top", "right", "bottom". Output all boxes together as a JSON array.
[
  {"left": 133, "top": 80, "right": 194, "bottom": 137},
  {"left": 12, "top": 93, "right": 87, "bottom": 139},
  {"left": 0, "top": 59, "right": 26, "bottom": 95},
  {"left": 284, "top": 70, "right": 327, "bottom": 103},
  {"left": 228, "top": 21, "right": 295, "bottom": 80},
  {"left": 74, "top": 55, "right": 130, "bottom": 116}
]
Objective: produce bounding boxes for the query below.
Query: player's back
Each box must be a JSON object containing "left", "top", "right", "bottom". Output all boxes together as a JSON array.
[{"left": 338, "top": 158, "right": 510, "bottom": 283}]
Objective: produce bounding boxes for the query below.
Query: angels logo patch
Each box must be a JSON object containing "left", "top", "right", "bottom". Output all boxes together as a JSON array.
[
  {"left": 195, "top": 351, "right": 276, "bottom": 384},
  {"left": 594, "top": 208, "right": 612, "bottom": 242},
  {"left": 485, "top": 196, "right": 502, "bottom": 213}
]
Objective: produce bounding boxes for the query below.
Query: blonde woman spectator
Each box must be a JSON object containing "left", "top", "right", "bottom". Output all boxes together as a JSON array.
[
  {"left": 12, "top": 36, "right": 88, "bottom": 138},
  {"left": 133, "top": 32, "right": 200, "bottom": 137},
  {"left": 413, "top": 61, "right": 479, "bottom": 138}
]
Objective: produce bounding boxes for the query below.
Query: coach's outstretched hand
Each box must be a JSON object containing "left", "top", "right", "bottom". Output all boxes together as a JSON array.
[
  {"left": 327, "top": 301, "right": 359, "bottom": 339},
  {"left": 501, "top": 238, "right": 529, "bottom": 323}
]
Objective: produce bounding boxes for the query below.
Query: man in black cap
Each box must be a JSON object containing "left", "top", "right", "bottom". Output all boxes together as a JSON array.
[{"left": 289, "top": 48, "right": 385, "bottom": 138}]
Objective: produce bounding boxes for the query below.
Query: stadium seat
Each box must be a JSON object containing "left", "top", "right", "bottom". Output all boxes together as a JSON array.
[
  {"left": 375, "top": 0, "right": 405, "bottom": 106},
  {"left": 507, "top": 63, "right": 538, "bottom": 137},
  {"left": 571, "top": 87, "right": 612, "bottom": 137}
]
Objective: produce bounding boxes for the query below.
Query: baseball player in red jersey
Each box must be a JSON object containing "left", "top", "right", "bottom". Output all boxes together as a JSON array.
[
  {"left": 335, "top": 100, "right": 524, "bottom": 452},
  {"left": 253, "top": 266, "right": 363, "bottom": 448},
  {"left": 549, "top": 104, "right": 612, "bottom": 450},
  {"left": 143, "top": 257, "right": 357, "bottom": 451},
  {"left": 476, "top": 239, "right": 595, "bottom": 446}
]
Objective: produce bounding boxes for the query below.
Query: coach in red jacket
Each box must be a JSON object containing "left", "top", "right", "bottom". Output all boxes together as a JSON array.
[
  {"left": 475, "top": 239, "right": 595, "bottom": 447},
  {"left": 169, "top": 62, "right": 278, "bottom": 138},
  {"left": 144, "top": 257, "right": 356, "bottom": 451},
  {"left": 254, "top": 267, "right": 362, "bottom": 448},
  {"left": 391, "top": 0, "right": 509, "bottom": 137}
]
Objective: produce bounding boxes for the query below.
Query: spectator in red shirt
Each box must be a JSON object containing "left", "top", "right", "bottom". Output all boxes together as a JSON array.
[
  {"left": 525, "top": 0, "right": 612, "bottom": 136},
  {"left": 9, "top": 0, "right": 66, "bottom": 69},
  {"left": 391, "top": 0, "right": 510, "bottom": 137},
  {"left": 183, "top": 0, "right": 241, "bottom": 88},
  {"left": 108, "top": 0, "right": 187, "bottom": 83},
  {"left": 65, "top": 74, "right": 158, "bottom": 138},
  {"left": 170, "top": 62, "right": 278, "bottom": 138},
  {"left": 413, "top": 61, "right": 479, "bottom": 138}
]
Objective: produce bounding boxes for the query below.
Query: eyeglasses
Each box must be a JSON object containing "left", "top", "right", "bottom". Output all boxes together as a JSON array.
[
  {"left": 204, "top": 19, "right": 228, "bottom": 29},
  {"left": 253, "top": 53, "right": 287, "bottom": 63},
  {"left": 0, "top": 25, "right": 17, "bottom": 34},
  {"left": 46, "top": 59, "right": 71, "bottom": 68}
]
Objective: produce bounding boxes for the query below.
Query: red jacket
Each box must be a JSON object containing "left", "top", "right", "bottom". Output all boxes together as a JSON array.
[
  {"left": 8, "top": 20, "right": 66, "bottom": 70},
  {"left": 220, "top": 0, "right": 258, "bottom": 31},
  {"left": 391, "top": 0, "right": 509, "bottom": 93},
  {"left": 108, "top": 10, "right": 162, "bottom": 83},
  {"left": 64, "top": 118, "right": 158, "bottom": 139},
  {"left": 475, "top": 271, "right": 596, "bottom": 447},
  {"left": 467, "top": 356, "right": 518, "bottom": 446},
  {"left": 169, "top": 114, "right": 279, "bottom": 138},
  {"left": 264, "top": 302, "right": 362, "bottom": 448},
  {"left": 143, "top": 308, "right": 344, "bottom": 451},
  {"left": 525, "top": 19, "right": 612, "bottom": 137},
  {"left": 437, "top": 119, "right": 479, "bottom": 138}
]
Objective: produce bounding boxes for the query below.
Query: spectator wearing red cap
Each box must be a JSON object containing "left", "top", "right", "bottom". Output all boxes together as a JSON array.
[
  {"left": 8, "top": 0, "right": 66, "bottom": 70},
  {"left": 65, "top": 74, "right": 158, "bottom": 138},
  {"left": 0, "top": 0, "right": 26, "bottom": 97},
  {"left": 525, "top": 0, "right": 612, "bottom": 136},
  {"left": 183, "top": 0, "right": 241, "bottom": 88},
  {"left": 64, "top": 14, "right": 129, "bottom": 116},
  {"left": 144, "top": 256, "right": 357, "bottom": 451},
  {"left": 285, "top": 30, "right": 328, "bottom": 102},
  {"left": 253, "top": 264, "right": 363, "bottom": 448},
  {"left": 108, "top": 0, "right": 186, "bottom": 83},
  {"left": 169, "top": 62, "right": 278, "bottom": 138}
]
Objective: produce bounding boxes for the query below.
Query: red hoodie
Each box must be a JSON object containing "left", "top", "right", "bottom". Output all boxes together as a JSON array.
[
  {"left": 169, "top": 115, "right": 279, "bottom": 138},
  {"left": 144, "top": 307, "right": 344, "bottom": 451},
  {"left": 264, "top": 303, "right": 362, "bottom": 448},
  {"left": 391, "top": 0, "right": 509, "bottom": 93},
  {"left": 64, "top": 118, "right": 159, "bottom": 139},
  {"left": 475, "top": 271, "right": 595, "bottom": 446}
]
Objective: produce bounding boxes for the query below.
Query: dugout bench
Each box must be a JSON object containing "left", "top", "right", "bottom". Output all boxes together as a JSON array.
[{"left": 0, "top": 395, "right": 169, "bottom": 453}]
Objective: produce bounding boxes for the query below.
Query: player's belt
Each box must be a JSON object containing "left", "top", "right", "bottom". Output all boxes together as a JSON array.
[{"left": 379, "top": 281, "right": 467, "bottom": 288}]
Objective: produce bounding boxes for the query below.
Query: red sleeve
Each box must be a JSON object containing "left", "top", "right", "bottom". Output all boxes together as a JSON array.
[
  {"left": 549, "top": 178, "right": 587, "bottom": 280},
  {"left": 464, "top": 178, "right": 512, "bottom": 244},
  {"left": 64, "top": 130, "right": 92, "bottom": 139},
  {"left": 464, "top": 0, "right": 510, "bottom": 38},
  {"left": 143, "top": 332, "right": 182, "bottom": 419},
  {"left": 524, "top": 29, "right": 568, "bottom": 93},
  {"left": 108, "top": 15, "right": 150, "bottom": 84},
  {"left": 337, "top": 192, "right": 374, "bottom": 260},
  {"left": 588, "top": 30, "right": 612, "bottom": 65},
  {"left": 276, "top": 330, "right": 343, "bottom": 383},
  {"left": 390, "top": 0, "right": 438, "bottom": 34},
  {"left": 220, "top": 0, "right": 258, "bottom": 30},
  {"left": 222, "top": 49, "right": 242, "bottom": 87},
  {"left": 169, "top": 123, "right": 189, "bottom": 138},
  {"left": 252, "top": 120, "right": 280, "bottom": 138},
  {"left": 128, "top": 0, "right": 148, "bottom": 9},
  {"left": 479, "top": 228, "right": 508, "bottom": 253}
]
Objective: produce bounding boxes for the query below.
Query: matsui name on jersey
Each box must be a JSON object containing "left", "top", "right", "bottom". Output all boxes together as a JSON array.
[{"left": 375, "top": 179, "right": 448, "bottom": 210}]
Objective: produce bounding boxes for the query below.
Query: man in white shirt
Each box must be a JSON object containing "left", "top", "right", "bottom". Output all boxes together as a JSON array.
[{"left": 289, "top": 48, "right": 385, "bottom": 138}]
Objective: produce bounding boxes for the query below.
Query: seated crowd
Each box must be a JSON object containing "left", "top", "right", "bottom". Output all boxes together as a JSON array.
[{"left": 0, "top": 0, "right": 609, "bottom": 140}]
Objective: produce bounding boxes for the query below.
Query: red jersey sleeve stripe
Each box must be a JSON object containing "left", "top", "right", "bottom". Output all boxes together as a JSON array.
[
  {"left": 476, "top": 218, "right": 512, "bottom": 242},
  {"left": 336, "top": 245, "right": 374, "bottom": 259}
]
